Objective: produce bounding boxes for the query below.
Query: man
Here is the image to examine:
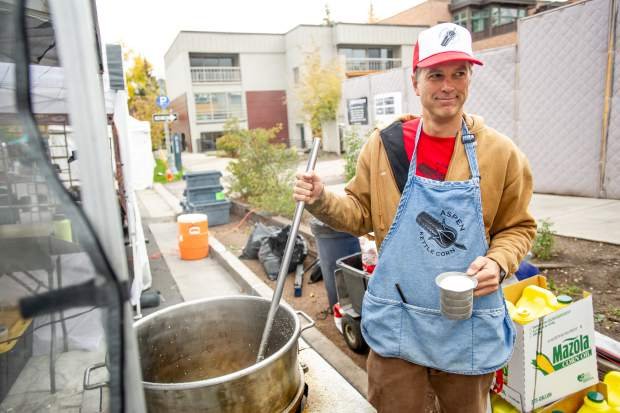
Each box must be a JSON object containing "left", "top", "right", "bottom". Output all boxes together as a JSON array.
[{"left": 294, "top": 23, "right": 536, "bottom": 412}]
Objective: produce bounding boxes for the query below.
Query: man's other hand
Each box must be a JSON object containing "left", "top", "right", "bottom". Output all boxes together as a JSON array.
[
  {"left": 293, "top": 172, "right": 324, "bottom": 205},
  {"left": 466, "top": 256, "right": 501, "bottom": 297}
]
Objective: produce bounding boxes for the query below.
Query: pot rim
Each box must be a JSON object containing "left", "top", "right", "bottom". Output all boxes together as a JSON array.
[{"left": 134, "top": 295, "right": 300, "bottom": 391}]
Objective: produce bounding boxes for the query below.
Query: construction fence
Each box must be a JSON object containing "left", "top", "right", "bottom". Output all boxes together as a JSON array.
[{"left": 340, "top": 0, "right": 619, "bottom": 199}]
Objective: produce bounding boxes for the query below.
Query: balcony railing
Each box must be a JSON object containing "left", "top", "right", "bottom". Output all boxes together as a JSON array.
[
  {"left": 195, "top": 110, "right": 245, "bottom": 123},
  {"left": 191, "top": 67, "right": 241, "bottom": 83},
  {"left": 471, "top": 21, "right": 517, "bottom": 41},
  {"left": 345, "top": 58, "right": 402, "bottom": 72}
]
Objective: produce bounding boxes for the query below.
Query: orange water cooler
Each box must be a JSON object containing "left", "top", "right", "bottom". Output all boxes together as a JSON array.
[{"left": 177, "top": 213, "right": 209, "bottom": 260}]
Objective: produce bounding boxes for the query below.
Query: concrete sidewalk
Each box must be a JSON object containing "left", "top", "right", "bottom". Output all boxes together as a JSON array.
[{"left": 180, "top": 153, "right": 620, "bottom": 245}]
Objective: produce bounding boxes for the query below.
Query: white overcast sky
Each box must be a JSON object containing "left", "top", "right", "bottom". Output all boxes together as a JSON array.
[{"left": 96, "top": 0, "right": 423, "bottom": 78}]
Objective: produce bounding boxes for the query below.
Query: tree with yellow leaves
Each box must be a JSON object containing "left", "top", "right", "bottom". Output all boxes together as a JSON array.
[
  {"left": 295, "top": 50, "right": 343, "bottom": 137},
  {"left": 124, "top": 51, "right": 164, "bottom": 149}
]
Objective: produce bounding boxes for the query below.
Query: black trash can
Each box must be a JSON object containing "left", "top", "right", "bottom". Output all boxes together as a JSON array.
[{"left": 310, "top": 218, "right": 361, "bottom": 309}]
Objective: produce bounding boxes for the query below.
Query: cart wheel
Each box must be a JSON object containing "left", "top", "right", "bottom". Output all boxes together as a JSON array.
[{"left": 342, "top": 315, "right": 367, "bottom": 353}]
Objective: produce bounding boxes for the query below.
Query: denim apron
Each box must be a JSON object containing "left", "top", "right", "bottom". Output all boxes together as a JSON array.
[{"left": 361, "top": 119, "right": 515, "bottom": 375}]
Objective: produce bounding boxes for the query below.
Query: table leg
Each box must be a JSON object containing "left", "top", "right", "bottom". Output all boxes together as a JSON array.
[
  {"left": 56, "top": 255, "right": 69, "bottom": 352},
  {"left": 47, "top": 268, "right": 56, "bottom": 394}
]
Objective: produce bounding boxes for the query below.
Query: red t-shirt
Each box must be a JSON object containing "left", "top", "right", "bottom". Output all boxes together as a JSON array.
[{"left": 402, "top": 118, "right": 456, "bottom": 181}]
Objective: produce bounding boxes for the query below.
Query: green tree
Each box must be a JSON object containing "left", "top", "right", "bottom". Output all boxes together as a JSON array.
[
  {"left": 125, "top": 51, "right": 164, "bottom": 150},
  {"left": 227, "top": 124, "right": 298, "bottom": 217},
  {"left": 295, "top": 50, "right": 343, "bottom": 137}
]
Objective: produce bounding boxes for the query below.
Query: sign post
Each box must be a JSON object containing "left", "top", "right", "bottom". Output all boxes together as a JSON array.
[{"left": 155, "top": 95, "right": 173, "bottom": 172}]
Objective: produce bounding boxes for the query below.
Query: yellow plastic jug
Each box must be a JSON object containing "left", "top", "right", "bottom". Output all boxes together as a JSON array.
[
  {"left": 556, "top": 294, "right": 573, "bottom": 308},
  {"left": 605, "top": 371, "right": 620, "bottom": 411},
  {"left": 577, "top": 391, "right": 611, "bottom": 413},
  {"left": 512, "top": 307, "right": 538, "bottom": 325},
  {"left": 491, "top": 393, "right": 520, "bottom": 413},
  {"left": 515, "top": 285, "right": 563, "bottom": 321},
  {"left": 505, "top": 300, "right": 517, "bottom": 319}
]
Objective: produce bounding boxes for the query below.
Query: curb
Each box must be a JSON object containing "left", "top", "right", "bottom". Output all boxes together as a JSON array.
[
  {"left": 209, "top": 235, "right": 369, "bottom": 398},
  {"left": 153, "top": 183, "right": 183, "bottom": 215}
]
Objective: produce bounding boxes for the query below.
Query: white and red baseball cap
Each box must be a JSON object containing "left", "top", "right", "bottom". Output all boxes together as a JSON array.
[{"left": 412, "top": 23, "right": 483, "bottom": 71}]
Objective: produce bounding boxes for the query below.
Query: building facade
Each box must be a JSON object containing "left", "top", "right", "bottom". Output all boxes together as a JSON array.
[
  {"left": 379, "top": 0, "right": 565, "bottom": 51},
  {"left": 164, "top": 23, "right": 425, "bottom": 153}
]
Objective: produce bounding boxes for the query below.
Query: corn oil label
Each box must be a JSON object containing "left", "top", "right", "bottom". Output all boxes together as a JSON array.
[{"left": 532, "top": 334, "right": 593, "bottom": 375}]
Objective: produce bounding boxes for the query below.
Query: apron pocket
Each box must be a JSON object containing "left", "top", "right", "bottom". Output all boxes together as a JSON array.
[
  {"left": 471, "top": 308, "right": 515, "bottom": 372},
  {"left": 361, "top": 291, "right": 402, "bottom": 357},
  {"left": 400, "top": 303, "right": 474, "bottom": 373}
]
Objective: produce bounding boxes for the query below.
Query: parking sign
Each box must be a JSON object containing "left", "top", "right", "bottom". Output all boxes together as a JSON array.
[{"left": 156, "top": 95, "right": 170, "bottom": 109}]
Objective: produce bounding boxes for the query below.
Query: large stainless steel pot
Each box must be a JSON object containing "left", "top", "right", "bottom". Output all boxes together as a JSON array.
[{"left": 134, "top": 296, "right": 314, "bottom": 413}]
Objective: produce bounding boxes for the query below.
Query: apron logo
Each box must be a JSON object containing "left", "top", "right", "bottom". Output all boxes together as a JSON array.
[{"left": 416, "top": 211, "right": 467, "bottom": 256}]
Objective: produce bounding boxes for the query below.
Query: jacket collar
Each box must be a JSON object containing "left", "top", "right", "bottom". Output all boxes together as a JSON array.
[{"left": 392, "top": 113, "right": 484, "bottom": 136}]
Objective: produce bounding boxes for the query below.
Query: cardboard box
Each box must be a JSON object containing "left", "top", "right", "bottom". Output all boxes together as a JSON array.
[
  {"left": 534, "top": 382, "right": 608, "bottom": 413},
  {"left": 497, "top": 275, "right": 599, "bottom": 412},
  {"left": 0, "top": 309, "right": 33, "bottom": 403}
]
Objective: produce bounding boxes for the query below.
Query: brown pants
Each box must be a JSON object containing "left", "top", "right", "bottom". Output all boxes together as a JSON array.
[{"left": 367, "top": 350, "right": 494, "bottom": 413}]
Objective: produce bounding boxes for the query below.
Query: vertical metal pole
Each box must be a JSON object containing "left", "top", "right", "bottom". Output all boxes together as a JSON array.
[
  {"left": 256, "top": 138, "right": 321, "bottom": 362},
  {"left": 164, "top": 118, "right": 170, "bottom": 153},
  {"left": 164, "top": 117, "right": 174, "bottom": 172},
  {"left": 598, "top": 0, "right": 618, "bottom": 197}
]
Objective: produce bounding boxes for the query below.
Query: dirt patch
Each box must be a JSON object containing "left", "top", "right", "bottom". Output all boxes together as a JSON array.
[
  {"left": 209, "top": 216, "right": 369, "bottom": 371},
  {"left": 533, "top": 236, "right": 620, "bottom": 340}
]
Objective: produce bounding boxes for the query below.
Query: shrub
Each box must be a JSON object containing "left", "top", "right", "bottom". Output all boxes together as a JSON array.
[
  {"left": 532, "top": 219, "right": 556, "bottom": 260},
  {"left": 216, "top": 118, "right": 245, "bottom": 158},
  {"left": 152, "top": 158, "right": 182, "bottom": 183},
  {"left": 343, "top": 127, "right": 364, "bottom": 182},
  {"left": 227, "top": 124, "right": 298, "bottom": 217}
]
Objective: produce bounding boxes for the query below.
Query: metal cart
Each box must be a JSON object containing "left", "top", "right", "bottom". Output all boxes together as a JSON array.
[{"left": 334, "top": 252, "right": 371, "bottom": 353}]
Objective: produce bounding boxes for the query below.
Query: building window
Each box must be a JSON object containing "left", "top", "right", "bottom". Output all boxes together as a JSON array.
[
  {"left": 199, "top": 132, "right": 223, "bottom": 152},
  {"left": 339, "top": 47, "right": 399, "bottom": 71},
  {"left": 471, "top": 9, "right": 489, "bottom": 33},
  {"left": 453, "top": 11, "right": 468, "bottom": 28},
  {"left": 375, "top": 96, "right": 395, "bottom": 116},
  {"left": 189, "top": 53, "right": 237, "bottom": 67},
  {"left": 194, "top": 92, "right": 244, "bottom": 122},
  {"left": 339, "top": 47, "right": 394, "bottom": 59},
  {"left": 491, "top": 7, "right": 523, "bottom": 26}
]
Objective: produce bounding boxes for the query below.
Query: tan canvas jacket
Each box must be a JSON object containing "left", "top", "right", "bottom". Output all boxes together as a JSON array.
[{"left": 307, "top": 114, "right": 537, "bottom": 276}]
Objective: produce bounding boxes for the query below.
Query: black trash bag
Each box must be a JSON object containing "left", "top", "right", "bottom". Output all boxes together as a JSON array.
[
  {"left": 240, "top": 222, "right": 277, "bottom": 259},
  {"left": 269, "top": 225, "right": 308, "bottom": 271},
  {"left": 258, "top": 238, "right": 280, "bottom": 280},
  {"left": 258, "top": 225, "right": 308, "bottom": 281}
]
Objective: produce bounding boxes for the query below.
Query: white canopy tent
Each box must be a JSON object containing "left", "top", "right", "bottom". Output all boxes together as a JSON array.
[{"left": 126, "top": 116, "right": 155, "bottom": 190}]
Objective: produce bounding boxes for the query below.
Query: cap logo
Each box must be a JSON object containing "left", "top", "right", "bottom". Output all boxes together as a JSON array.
[{"left": 440, "top": 27, "right": 458, "bottom": 47}]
